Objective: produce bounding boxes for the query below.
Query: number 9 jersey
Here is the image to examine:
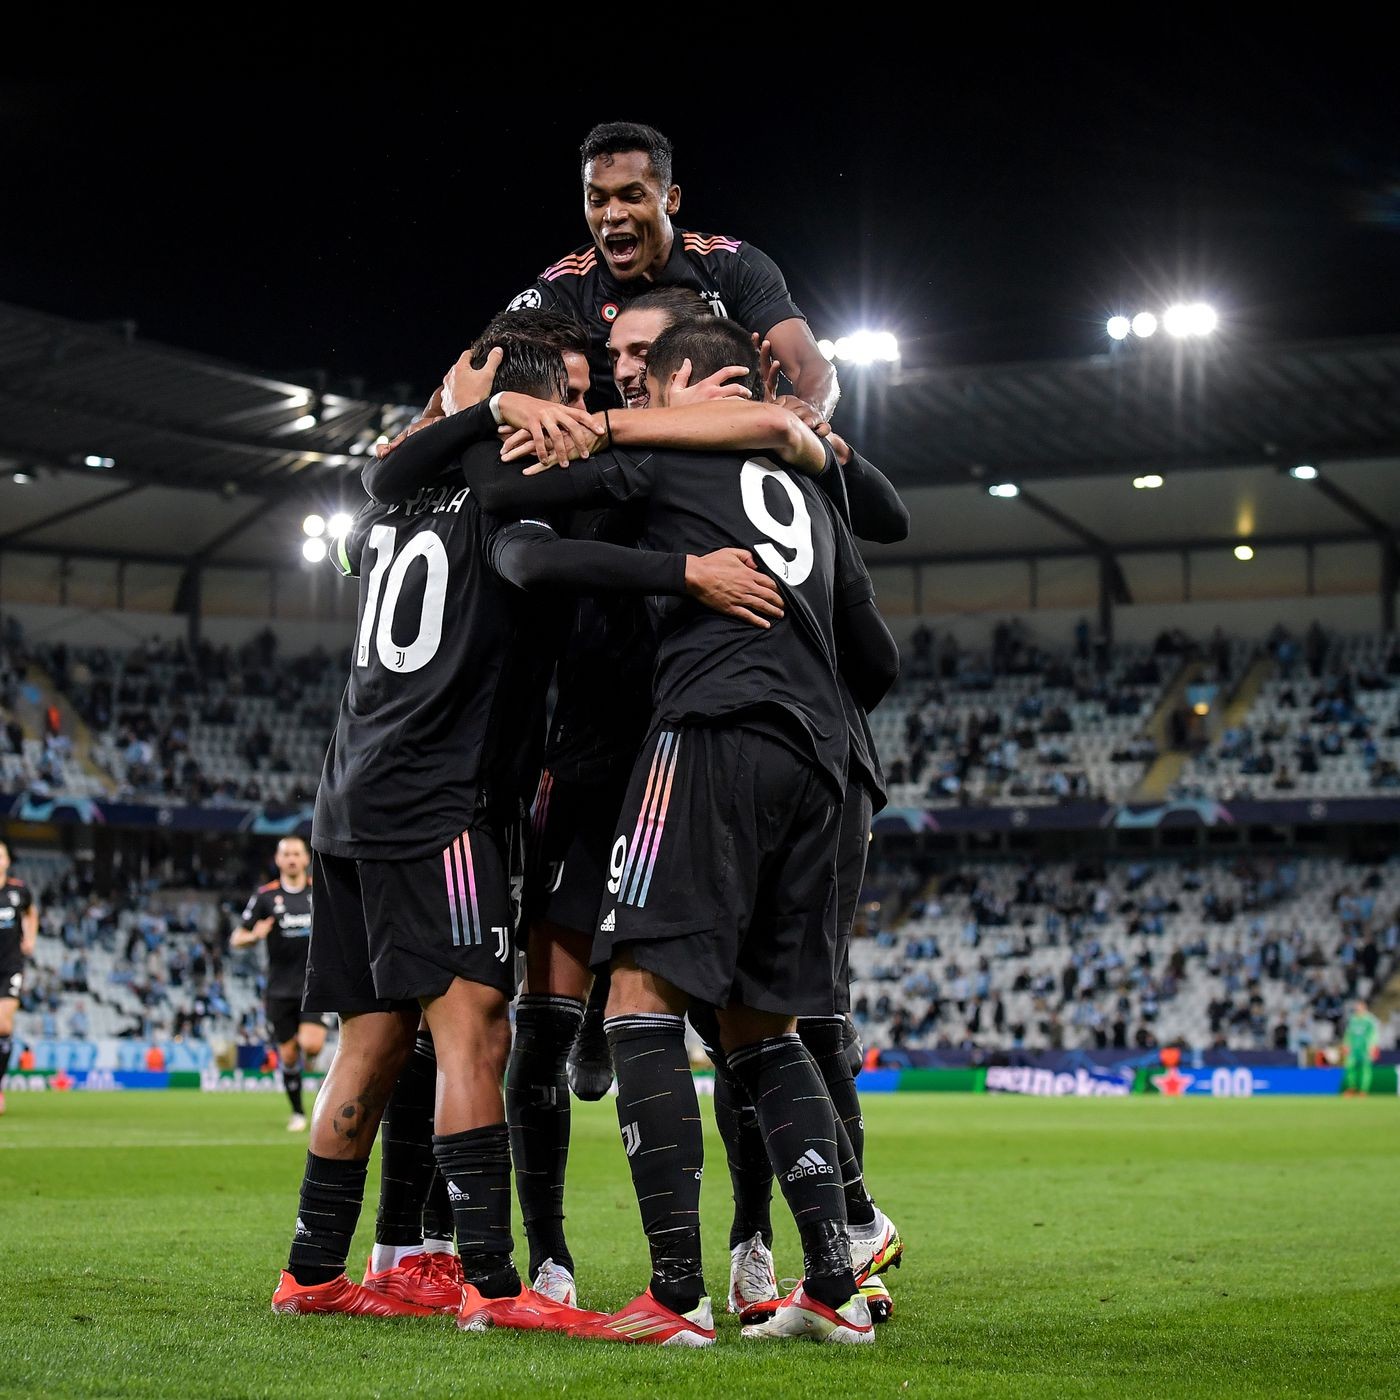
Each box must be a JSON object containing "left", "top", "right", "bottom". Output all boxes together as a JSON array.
[
  {"left": 313, "top": 470, "right": 561, "bottom": 861},
  {"left": 461, "top": 438, "right": 860, "bottom": 801}
]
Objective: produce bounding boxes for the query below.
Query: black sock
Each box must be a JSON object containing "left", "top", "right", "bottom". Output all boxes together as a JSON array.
[
  {"left": 691, "top": 1005, "right": 773, "bottom": 1250},
  {"left": 433, "top": 1123, "right": 519, "bottom": 1299},
  {"left": 287, "top": 1152, "right": 368, "bottom": 1286},
  {"left": 0, "top": 1036, "right": 12, "bottom": 1080},
  {"left": 506, "top": 994, "right": 583, "bottom": 1277},
  {"left": 606, "top": 1013, "right": 705, "bottom": 1315},
  {"left": 728, "top": 1034, "right": 854, "bottom": 1306},
  {"left": 282, "top": 1056, "right": 304, "bottom": 1117},
  {"left": 375, "top": 1032, "right": 438, "bottom": 1248},
  {"left": 799, "top": 1016, "right": 875, "bottom": 1227},
  {"left": 422, "top": 1168, "right": 454, "bottom": 1245}
]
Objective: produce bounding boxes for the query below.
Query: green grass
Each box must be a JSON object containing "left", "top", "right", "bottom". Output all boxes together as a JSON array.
[{"left": 0, "top": 1092, "right": 1397, "bottom": 1398}]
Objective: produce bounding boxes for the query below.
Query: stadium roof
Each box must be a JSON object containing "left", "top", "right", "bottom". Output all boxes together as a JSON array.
[
  {"left": 1, "top": 298, "right": 1398, "bottom": 572},
  {"left": 859, "top": 333, "right": 1400, "bottom": 486}
]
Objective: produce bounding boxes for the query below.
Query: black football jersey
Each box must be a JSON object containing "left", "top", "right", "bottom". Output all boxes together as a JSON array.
[
  {"left": 506, "top": 227, "right": 805, "bottom": 409},
  {"left": 240, "top": 880, "right": 314, "bottom": 999},
  {"left": 460, "top": 442, "right": 854, "bottom": 797},
  {"left": 315, "top": 470, "right": 562, "bottom": 860},
  {"left": 0, "top": 878, "right": 33, "bottom": 965},
  {"left": 542, "top": 505, "right": 656, "bottom": 784}
]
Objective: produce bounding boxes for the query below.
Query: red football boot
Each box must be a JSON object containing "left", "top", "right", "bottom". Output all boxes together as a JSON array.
[
  {"left": 456, "top": 1282, "right": 603, "bottom": 1333},
  {"left": 569, "top": 1289, "right": 716, "bottom": 1347},
  {"left": 361, "top": 1251, "right": 462, "bottom": 1312},
  {"left": 271, "top": 1271, "right": 439, "bottom": 1317}
]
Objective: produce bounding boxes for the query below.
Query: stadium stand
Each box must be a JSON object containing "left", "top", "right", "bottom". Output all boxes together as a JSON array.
[
  {"left": 1176, "top": 626, "right": 1400, "bottom": 800},
  {"left": 11, "top": 850, "right": 273, "bottom": 1049},
  {"left": 848, "top": 853, "right": 1398, "bottom": 1055},
  {"left": 34, "top": 634, "right": 340, "bottom": 806}
]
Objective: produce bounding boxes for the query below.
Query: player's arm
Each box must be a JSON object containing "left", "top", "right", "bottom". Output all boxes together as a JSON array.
[
  {"left": 230, "top": 915, "right": 275, "bottom": 949},
  {"left": 20, "top": 897, "right": 38, "bottom": 957},
  {"left": 501, "top": 402, "right": 826, "bottom": 475},
  {"left": 596, "top": 401, "right": 828, "bottom": 475},
  {"left": 836, "top": 597, "right": 900, "bottom": 711},
  {"left": 730, "top": 241, "right": 839, "bottom": 422},
  {"left": 365, "top": 395, "right": 602, "bottom": 504},
  {"left": 487, "top": 520, "right": 784, "bottom": 628},
  {"left": 767, "top": 318, "right": 839, "bottom": 424},
  {"left": 830, "top": 508, "right": 899, "bottom": 709},
  {"left": 361, "top": 400, "right": 500, "bottom": 503},
  {"left": 461, "top": 440, "right": 629, "bottom": 515},
  {"left": 818, "top": 430, "right": 910, "bottom": 544}
]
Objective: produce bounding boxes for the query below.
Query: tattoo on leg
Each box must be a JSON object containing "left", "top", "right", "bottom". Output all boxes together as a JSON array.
[{"left": 332, "top": 1073, "right": 390, "bottom": 1142}]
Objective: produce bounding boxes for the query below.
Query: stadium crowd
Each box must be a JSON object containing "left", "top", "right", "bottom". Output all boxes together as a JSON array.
[{"left": 850, "top": 854, "right": 1397, "bottom": 1056}]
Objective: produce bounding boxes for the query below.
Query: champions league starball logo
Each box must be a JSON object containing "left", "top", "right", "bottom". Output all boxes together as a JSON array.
[{"left": 508, "top": 289, "right": 543, "bottom": 311}]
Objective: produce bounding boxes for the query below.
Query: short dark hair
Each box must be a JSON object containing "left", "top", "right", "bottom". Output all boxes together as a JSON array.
[
  {"left": 487, "top": 340, "right": 568, "bottom": 402},
  {"left": 471, "top": 308, "right": 589, "bottom": 363},
  {"left": 618, "top": 286, "right": 709, "bottom": 328},
  {"left": 646, "top": 317, "right": 762, "bottom": 402},
  {"left": 581, "top": 122, "right": 674, "bottom": 189},
  {"left": 276, "top": 835, "right": 309, "bottom": 854}
]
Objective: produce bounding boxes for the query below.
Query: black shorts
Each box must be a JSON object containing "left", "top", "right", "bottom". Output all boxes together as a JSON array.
[
  {"left": 305, "top": 823, "right": 521, "bottom": 1013},
  {"left": 526, "top": 767, "right": 630, "bottom": 937},
  {"left": 591, "top": 725, "right": 840, "bottom": 1018},
  {"left": 265, "top": 996, "right": 327, "bottom": 1046},
  {"left": 1, "top": 962, "right": 22, "bottom": 1002},
  {"left": 833, "top": 783, "right": 874, "bottom": 1015}
]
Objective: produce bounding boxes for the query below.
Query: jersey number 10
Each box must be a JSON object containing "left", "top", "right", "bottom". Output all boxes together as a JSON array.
[{"left": 357, "top": 524, "right": 449, "bottom": 673}]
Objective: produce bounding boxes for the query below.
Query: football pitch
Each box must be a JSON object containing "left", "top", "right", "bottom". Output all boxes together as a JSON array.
[{"left": 0, "top": 1092, "right": 1396, "bottom": 1398}]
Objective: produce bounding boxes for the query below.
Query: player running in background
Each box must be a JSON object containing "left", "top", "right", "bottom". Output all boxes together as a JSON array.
[
  {"left": 232, "top": 836, "right": 324, "bottom": 1132},
  {"left": 271, "top": 338, "right": 779, "bottom": 1325},
  {"left": 467, "top": 317, "right": 897, "bottom": 1345},
  {"left": 1341, "top": 998, "right": 1381, "bottom": 1096},
  {"left": 0, "top": 839, "right": 39, "bottom": 1116}
]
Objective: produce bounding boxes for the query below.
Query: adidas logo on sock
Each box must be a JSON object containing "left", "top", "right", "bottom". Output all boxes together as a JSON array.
[
  {"left": 784, "top": 1149, "right": 835, "bottom": 1182},
  {"left": 294, "top": 1217, "right": 310, "bottom": 1237},
  {"left": 446, "top": 1180, "right": 469, "bottom": 1202},
  {"left": 600, "top": 909, "right": 616, "bottom": 933}
]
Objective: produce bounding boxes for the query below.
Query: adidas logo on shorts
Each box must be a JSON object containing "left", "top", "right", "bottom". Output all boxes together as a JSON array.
[
  {"left": 784, "top": 1149, "right": 835, "bottom": 1182},
  {"left": 600, "top": 909, "right": 616, "bottom": 933},
  {"left": 446, "top": 1180, "right": 469, "bottom": 1202}
]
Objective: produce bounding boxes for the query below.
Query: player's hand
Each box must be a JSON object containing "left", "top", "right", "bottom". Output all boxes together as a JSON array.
[
  {"left": 751, "top": 334, "right": 782, "bottom": 403},
  {"left": 374, "top": 388, "right": 445, "bottom": 458},
  {"left": 668, "top": 357, "right": 753, "bottom": 406},
  {"left": 777, "top": 393, "right": 830, "bottom": 436},
  {"left": 684, "top": 548, "right": 785, "bottom": 629},
  {"left": 441, "top": 346, "right": 502, "bottom": 417},
  {"left": 496, "top": 396, "right": 606, "bottom": 471},
  {"left": 824, "top": 428, "right": 853, "bottom": 466}
]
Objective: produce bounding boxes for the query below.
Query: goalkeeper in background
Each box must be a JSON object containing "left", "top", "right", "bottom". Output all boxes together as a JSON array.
[{"left": 1341, "top": 998, "right": 1381, "bottom": 1096}]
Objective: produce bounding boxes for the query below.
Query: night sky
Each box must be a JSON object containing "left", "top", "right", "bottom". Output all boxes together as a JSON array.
[{"left": 4, "top": 32, "right": 1396, "bottom": 404}]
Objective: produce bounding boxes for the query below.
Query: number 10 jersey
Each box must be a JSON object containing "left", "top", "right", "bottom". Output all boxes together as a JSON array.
[{"left": 313, "top": 471, "right": 561, "bottom": 861}]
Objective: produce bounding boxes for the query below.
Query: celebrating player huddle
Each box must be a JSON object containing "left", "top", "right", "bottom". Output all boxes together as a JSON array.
[{"left": 270, "top": 122, "right": 909, "bottom": 1347}]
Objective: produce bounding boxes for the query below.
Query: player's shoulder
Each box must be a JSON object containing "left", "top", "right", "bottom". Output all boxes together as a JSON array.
[
  {"left": 536, "top": 242, "right": 600, "bottom": 286},
  {"left": 678, "top": 227, "right": 745, "bottom": 259},
  {"left": 5, "top": 877, "right": 28, "bottom": 891},
  {"left": 256, "top": 880, "right": 279, "bottom": 894}
]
